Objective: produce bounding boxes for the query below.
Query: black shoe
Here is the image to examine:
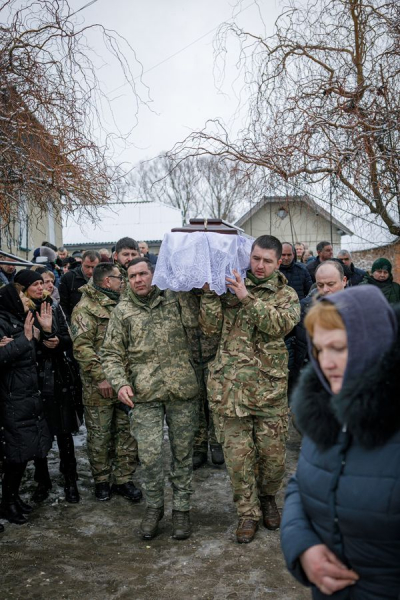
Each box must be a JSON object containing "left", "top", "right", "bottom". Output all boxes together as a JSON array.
[
  {"left": 112, "top": 482, "right": 142, "bottom": 502},
  {"left": 0, "top": 523, "right": 4, "bottom": 533},
  {"left": 172, "top": 510, "right": 191, "bottom": 540},
  {"left": 193, "top": 451, "right": 207, "bottom": 470},
  {"left": 64, "top": 478, "right": 80, "bottom": 504},
  {"left": 31, "top": 482, "right": 52, "bottom": 503},
  {"left": 210, "top": 444, "right": 225, "bottom": 465},
  {"left": 95, "top": 482, "right": 111, "bottom": 502},
  {"left": 15, "top": 496, "right": 33, "bottom": 514},
  {"left": 140, "top": 506, "right": 164, "bottom": 540},
  {"left": 0, "top": 503, "right": 28, "bottom": 525}
]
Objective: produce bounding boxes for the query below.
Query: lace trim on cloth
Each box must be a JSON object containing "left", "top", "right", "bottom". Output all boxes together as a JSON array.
[{"left": 152, "top": 232, "right": 253, "bottom": 295}]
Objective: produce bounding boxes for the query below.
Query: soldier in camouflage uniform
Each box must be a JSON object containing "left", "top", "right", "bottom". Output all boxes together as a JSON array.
[
  {"left": 101, "top": 257, "right": 200, "bottom": 541},
  {"left": 112, "top": 237, "right": 140, "bottom": 286},
  {"left": 70, "top": 263, "right": 141, "bottom": 503},
  {"left": 200, "top": 235, "right": 300, "bottom": 544},
  {"left": 184, "top": 291, "right": 224, "bottom": 469}
]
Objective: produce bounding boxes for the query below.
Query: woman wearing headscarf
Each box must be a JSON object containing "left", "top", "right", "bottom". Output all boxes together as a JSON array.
[
  {"left": 359, "top": 257, "right": 400, "bottom": 303},
  {"left": 14, "top": 269, "right": 81, "bottom": 504},
  {"left": 281, "top": 286, "right": 400, "bottom": 599},
  {"left": 0, "top": 282, "right": 52, "bottom": 525}
]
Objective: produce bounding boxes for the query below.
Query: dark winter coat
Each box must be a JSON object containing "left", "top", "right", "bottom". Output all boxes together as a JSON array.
[
  {"left": 0, "top": 285, "right": 52, "bottom": 463},
  {"left": 280, "top": 261, "right": 313, "bottom": 301},
  {"left": 359, "top": 272, "right": 400, "bottom": 304},
  {"left": 59, "top": 266, "right": 88, "bottom": 323},
  {"left": 346, "top": 263, "right": 365, "bottom": 287},
  {"left": 36, "top": 300, "right": 80, "bottom": 436},
  {"left": 306, "top": 257, "right": 321, "bottom": 282},
  {"left": 281, "top": 292, "right": 400, "bottom": 600}
]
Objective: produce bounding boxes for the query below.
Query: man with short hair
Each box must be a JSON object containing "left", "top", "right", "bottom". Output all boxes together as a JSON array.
[
  {"left": 200, "top": 235, "right": 300, "bottom": 544},
  {"left": 101, "top": 257, "right": 200, "bottom": 541},
  {"left": 138, "top": 241, "right": 158, "bottom": 265},
  {"left": 0, "top": 255, "right": 16, "bottom": 288},
  {"left": 279, "top": 243, "right": 312, "bottom": 300},
  {"left": 306, "top": 240, "right": 334, "bottom": 282},
  {"left": 59, "top": 250, "right": 100, "bottom": 322},
  {"left": 113, "top": 237, "right": 140, "bottom": 282},
  {"left": 337, "top": 249, "right": 366, "bottom": 286},
  {"left": 58, "top": 247, "right": 69, "bottom": 260},
  {"left": 294, "top": 260, "right": 347, "bottom": 377},
  {"left": 71, "top": 262, "right": 140, "bottom": 502}
]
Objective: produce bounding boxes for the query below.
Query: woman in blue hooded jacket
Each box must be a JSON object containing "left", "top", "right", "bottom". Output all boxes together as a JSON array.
[{"left": 281, "top": 286, "right": 400, "bottom": 599}]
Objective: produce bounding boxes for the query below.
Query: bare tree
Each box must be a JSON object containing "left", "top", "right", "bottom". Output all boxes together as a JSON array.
[
  {"left": 0, "top": 0, "right": 145, "bottom": 230},
  {"left": 171, "top": 0, "right": 400, "bottom": 236},
  {"left": 125, "top": 154, "right": 252, "bottom": 223}
]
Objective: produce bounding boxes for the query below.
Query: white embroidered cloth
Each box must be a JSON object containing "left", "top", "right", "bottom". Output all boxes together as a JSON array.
[{"left": 153, "top": 232, "right": 253, "bottom": 295}]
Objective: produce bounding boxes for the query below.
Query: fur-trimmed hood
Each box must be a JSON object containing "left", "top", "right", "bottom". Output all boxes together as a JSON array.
[{"left": 292, "top": 303, "right": 400, "bottom": 450}]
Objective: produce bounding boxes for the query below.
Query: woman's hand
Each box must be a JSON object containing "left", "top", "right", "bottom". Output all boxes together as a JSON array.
[
  {"left": 24, "top": 312, "right": 35, "bottom": 341},
  {"left": 0, "top": 336, "right": 13, "bottom": 347},
  {"left": 300, "top": 544, "right": 359, "bottom": 595},
  {"left": 43, "top": 336, "right": 60, "bottom": 349},
  {"left": 36, "top": 302, "right": 53, "bottom": 333}
]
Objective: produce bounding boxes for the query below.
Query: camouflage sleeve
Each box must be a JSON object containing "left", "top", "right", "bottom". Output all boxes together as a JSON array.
[
  {"left": 199, "top": 291, "right": 223, "bottom": 336},
  {"left": 240, "top": 286, "right": 300, "bottom": 338},
  {"left": 100, "top": 307, "right": 131, "bottom": 394},
  {"left": 177, "top": 291, "right": 201, "bottom": 329},
  {"left": 70, "top": 308, "right": 105, "bottom": 383}
]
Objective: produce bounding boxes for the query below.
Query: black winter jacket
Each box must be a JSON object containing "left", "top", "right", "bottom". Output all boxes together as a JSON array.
[
  {"left": 0, "top": 288, "right": 52, "bottom": 463},
  {"left": 281, "top": 307, "right": 400, "bottom": 599},
  {"left": 279, "top": 261, "right": 312, "bottom": 301},
  {"left": 347, "top": 264, "right": 365, "bottom": 287},
  {"left": 59, "top": 266, "right": 88, "bottom": 323},
  {"left": 36, "top": 301, "right": 80, "bottom": 435}
]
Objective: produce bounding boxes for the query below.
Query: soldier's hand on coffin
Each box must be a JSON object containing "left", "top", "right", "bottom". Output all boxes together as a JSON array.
[{"left": 226, "top": 269, "right": 248, "bottom": 301}]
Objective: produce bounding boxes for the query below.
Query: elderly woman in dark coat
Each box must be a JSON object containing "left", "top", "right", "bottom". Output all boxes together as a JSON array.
[
  {"left": 0, "top": 283, "right": 52, "bottom": 525},
  {"left": 281, "top": 286, "right": 400, "bottom": 599}
]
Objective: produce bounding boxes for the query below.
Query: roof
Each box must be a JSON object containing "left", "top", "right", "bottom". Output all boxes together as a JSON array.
[
  {"left": 63, "top": 201, "right": 183, "bottom": 245},
  {"left": 235, "top": 195, "right": 354, "bottom": 236}
]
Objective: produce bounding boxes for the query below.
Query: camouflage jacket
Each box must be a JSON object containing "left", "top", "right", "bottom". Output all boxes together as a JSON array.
[
  {"left": 100, "top": 286, "right": 200, "bottom": 403},
  {"left": 199, "top": 270, "right": 300, "bottom": 418},
  {"left": 70, "top": 284, "right": 119, "bottom": 404},
  {"left": 184, "top": 290, "right": 220, "bottom": 367}
]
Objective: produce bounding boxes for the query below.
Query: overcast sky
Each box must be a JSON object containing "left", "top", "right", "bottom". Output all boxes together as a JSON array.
[{"left": 68, "top": 0, "right": 280, "bottom": 166}]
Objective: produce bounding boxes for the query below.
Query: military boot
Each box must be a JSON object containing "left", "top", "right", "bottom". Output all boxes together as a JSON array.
[
  {"left": 172, "top": 510, "right": 191, "bottom": 540},
  {"left": 193, "top": 451, "right": 207, "bottom": 470},
  {"left": 260, "top": 495, "right": 281, "bottom": 530},
  {"left": 140, "top": 506, "right": 164, "bottom": 540},
  {"left": 236, "top": 518, "right": 259, "bottom": 544},
  {"left": 210, "top": 444, "right": 225, "bottom": 466},
  {"left": 64, "top": 474, "right": 80, "bottom": 504}
]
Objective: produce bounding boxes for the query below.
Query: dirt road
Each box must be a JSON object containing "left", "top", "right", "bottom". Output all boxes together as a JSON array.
[{"left": 0, "top": 426, "right": 309, "bottom": 600}]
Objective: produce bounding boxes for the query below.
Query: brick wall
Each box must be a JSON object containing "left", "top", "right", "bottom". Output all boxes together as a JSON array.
[{"left": 352, "top": 239, "right": 400, "bottom": 282}]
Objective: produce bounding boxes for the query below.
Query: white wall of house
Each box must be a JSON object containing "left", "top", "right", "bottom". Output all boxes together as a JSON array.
[{"left": 239, "top": 200, "right": 345, "bottom": 253}]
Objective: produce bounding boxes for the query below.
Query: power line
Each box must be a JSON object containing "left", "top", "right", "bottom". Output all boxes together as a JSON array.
[
  {"left": 71, "top": 0, "right": 101, "bottom": 17},
  {"left": 109, "top": 0, "right": 257, "bottom": 94}
]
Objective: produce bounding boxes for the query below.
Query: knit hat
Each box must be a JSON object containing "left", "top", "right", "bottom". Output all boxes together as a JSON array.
[
  {"left": 33, "top": 246, "right": 57, "bottom": 263},
  {"left": 371, "top": 257, "right": 392, "bottom": 274},
  {"left": 14, "top": 269, "right": 44, "bottom": 291}
]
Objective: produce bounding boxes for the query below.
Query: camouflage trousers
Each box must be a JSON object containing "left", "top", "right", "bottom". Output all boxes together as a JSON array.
[
  {"left": 193, "top": 366, "right": 219, "bottom": 453},
  {"left": 219, "top": 413, "right": 288, "bottom": 518},
  {"left": 84, "top": 402, "right": 138, "bottom": 485},
  {"left": 129, "top": 398, "right": 198, "bottom": 512}
]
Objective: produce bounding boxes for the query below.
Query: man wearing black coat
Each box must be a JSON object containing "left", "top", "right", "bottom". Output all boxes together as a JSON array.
[
  {"left": 306, "top": 241, "right": 334, "bottom": 282},
  {"left": 337, "top": 249, "right": 366, "bottom": 286},
  {"left": 280, "top": 243, "right": 313, "bottom": 395},
  {"left": 59, "top": 250, "right": 100, "bottom": 323}
]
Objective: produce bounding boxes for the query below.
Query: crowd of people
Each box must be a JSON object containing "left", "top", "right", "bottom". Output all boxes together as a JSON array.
[{"left": 0, "top": 234, "right": 399, "bottom": 598}]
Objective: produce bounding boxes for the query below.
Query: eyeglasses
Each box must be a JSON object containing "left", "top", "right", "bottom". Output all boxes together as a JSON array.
[{"left": 108, "top": 275, "right": 124, "bottom": 281}]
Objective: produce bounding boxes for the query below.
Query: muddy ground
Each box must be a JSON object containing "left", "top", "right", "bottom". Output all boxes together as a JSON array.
[{"left": 0, "top": 425, "right": 309, "bottom": 600}]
